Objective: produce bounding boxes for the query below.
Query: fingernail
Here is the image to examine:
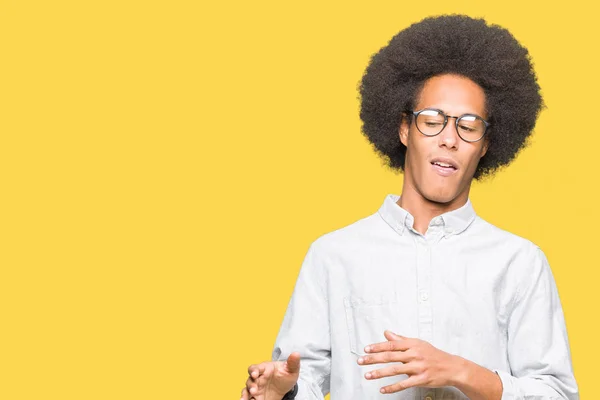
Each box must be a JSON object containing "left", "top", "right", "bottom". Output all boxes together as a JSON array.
[
  {"left": 365, "top": 346, "right": 371, "bottom": 353},
  {"left": 365, "top": 372, "right": 371, "bottom": 379},
  {"left": 380, "top": 388, "right": 386, "bottom": 394},
  {"left": 357, "top": 357, "right": 364, "bottom": 364}
]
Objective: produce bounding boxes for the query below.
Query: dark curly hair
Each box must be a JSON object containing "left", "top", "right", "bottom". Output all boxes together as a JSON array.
[{"left": 359, "top": 15, "right": 544, "bottom": 179}]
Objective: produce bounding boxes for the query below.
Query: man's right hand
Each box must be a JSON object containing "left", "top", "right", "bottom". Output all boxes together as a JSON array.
[{"left": 241, "top": 352, "right": 301, "bottom": 400}]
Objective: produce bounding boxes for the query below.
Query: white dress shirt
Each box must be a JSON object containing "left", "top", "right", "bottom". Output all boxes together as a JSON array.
[{"left": 272, "top": 194, "right": 578, "bottom": 400}]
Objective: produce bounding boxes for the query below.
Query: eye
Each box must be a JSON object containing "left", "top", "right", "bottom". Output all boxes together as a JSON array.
[{"left": 458, "top": 124, "right": 476, "bottom": 132}]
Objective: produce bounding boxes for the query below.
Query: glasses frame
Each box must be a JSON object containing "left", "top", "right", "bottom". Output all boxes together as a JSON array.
[{"left": 410, "top": 108, "right": 491, "bottom": 143}]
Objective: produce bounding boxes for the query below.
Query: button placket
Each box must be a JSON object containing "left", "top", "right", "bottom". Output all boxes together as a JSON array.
[{"left": 415, "top": 236, "right": 433, "bottom": 343}]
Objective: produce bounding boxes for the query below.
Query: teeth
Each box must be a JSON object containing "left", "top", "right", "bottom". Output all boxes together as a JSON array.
[{"left": 434, "top": 162, "right": 453, "bottom": 168}]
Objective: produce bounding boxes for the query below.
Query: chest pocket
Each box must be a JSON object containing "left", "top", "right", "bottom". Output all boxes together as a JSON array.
[{"left": 343, "top": 293, "right": 399, "bottom": 356}]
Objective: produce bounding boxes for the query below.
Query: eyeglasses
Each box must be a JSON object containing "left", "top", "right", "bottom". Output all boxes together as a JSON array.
[{"left": 410, "top": 108, "right": 490, "bottom": 143}]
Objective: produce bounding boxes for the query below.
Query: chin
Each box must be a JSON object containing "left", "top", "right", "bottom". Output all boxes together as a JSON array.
[{"left": 422, "top": 188, "right": 459, "bottom": 205}]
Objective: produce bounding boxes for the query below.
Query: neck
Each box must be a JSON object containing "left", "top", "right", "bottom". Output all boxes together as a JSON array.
[{"left": 398, "top": 179, "right": 470, "bottom": 235}]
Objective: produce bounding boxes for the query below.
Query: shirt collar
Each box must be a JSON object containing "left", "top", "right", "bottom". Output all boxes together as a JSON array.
[{"left": 377, "top": 194, "right": 476, "bottom": 236}]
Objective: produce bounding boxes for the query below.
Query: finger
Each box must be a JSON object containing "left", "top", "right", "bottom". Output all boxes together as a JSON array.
[
  {"left": 285, "top": 352, "right": 301, "bottom": 374},
  {"left": 248, "top": 374, "right": 268, "bottom": 392},
  {"left": 255, "top": 373, "right": 269, "bottom": 388},
  {"left": 247, "top": 373, "right": 270, "bottom": 397},
  {"left": 241, "top": 387, "right": 250, "bottom": 400},
  {"left": 365, "top": 337, "right": 412, "bottom": 354},
  {"left": 248, "top": 363, "right": 267, "bottom": 379},
  {"left": 246, "top": 376, "right": 256, "bottom": 391},
  {"left": 357, "top": 351, "right": 411, "bottom": 366},
  {"left": 379, "top": 375, "right": 423, "bottom": 394},
  {"left": 257, "top": 363, "right": 266, "bottom": 375},
  {"left": 384, "top": 330, "right": 408, "bottom": 341},
  {"left": 248, "top": 364, "right": 257, "bottom": 379},
  {"left": 249, "top": 383, "right": 258, "bottom": 396},
  {"left": 245, "top": 377, "right": 258, "bottom": 395},
  {"left": 364, "top": 363, "right": 414, "bottom": 380}
]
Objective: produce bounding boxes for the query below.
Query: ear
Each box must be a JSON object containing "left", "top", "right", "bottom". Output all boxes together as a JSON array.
[
  {"left": 399, "top": 115, "right": 409, "bottom": 147},
  {"left": 480, "top": 138, "right": 489, "bottom": 158}
]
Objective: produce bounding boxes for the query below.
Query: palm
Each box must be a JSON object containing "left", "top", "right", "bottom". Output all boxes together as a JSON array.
[
  {"left": 264, "top": 361, "right": 298, "bottom": 399},
  {"left": 243, "top": 353, "right": 301, "bottom": 400}
]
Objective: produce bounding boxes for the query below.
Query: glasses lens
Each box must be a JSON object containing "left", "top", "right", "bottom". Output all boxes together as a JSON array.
[
  {"left": 416, "top": 109, "right": 445, "bottom": 136},
  {"left": 457, "top": 115, "right": 486, "bottom": 142}
]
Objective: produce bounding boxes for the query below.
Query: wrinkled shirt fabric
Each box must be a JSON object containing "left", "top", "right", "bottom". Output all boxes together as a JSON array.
[{"left": 272, "top": 194, "right": 579, "bottom": 400}]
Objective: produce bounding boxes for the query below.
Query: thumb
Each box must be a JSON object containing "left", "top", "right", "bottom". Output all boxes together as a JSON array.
[
  {"left": 285, "top": 352, "right": 301, "bottom": 374},
  {"left": 384, "top": 330, "right": 406, "bottom": 341}
]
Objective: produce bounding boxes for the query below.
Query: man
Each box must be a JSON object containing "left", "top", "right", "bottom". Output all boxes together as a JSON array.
[{"left": 240, "top": 15, "right": 578, "bottom": 400}]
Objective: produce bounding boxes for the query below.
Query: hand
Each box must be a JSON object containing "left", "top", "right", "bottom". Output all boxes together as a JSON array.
[
  {"left": 357, "top": 330, "right": 461, "bottom": 394},
  {"left": 241, "top": 352, "right": 301, "bottom": 400}
]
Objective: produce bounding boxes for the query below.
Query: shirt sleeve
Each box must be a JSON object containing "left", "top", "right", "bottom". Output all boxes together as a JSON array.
[
  {"left": 272, "top": 242, "right": 331, "bottom": 400},
  {"left": 493, "top": 246, "right": 579, "bottom": 400}
]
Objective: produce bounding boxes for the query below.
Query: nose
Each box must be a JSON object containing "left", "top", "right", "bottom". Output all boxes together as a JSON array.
[{"left": 438, "top": 117, "right": 459, "bottom": 149}]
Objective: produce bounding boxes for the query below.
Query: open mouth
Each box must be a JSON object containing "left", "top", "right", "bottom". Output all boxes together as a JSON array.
[
  {"left": 431, "top": 161, "right": 456, "bottom": 170},
  {"left": 430, "top": 159, "right": 458, "bottom": 176}
]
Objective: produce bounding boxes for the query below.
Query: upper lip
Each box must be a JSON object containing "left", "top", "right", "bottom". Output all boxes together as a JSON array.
[{"left": 430, "top": 157, "right": 459, "bottom": 169}]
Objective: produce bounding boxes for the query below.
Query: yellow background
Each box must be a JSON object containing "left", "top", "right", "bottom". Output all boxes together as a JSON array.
[{"left": 0, "top": 1, "right": 595, "bottom": 399}]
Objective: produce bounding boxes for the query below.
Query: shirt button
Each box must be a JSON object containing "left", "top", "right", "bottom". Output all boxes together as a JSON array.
[{"left": 420, "top": 291, "right": 429, "bottom": 301}]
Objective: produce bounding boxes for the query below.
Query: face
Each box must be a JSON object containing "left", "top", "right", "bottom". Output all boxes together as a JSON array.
[{"left": 399, "top": 74, "right": 489, "bottom": 205}]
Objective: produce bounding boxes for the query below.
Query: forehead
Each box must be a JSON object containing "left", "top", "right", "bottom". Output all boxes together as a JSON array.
[{"left": 415, "top": 74, "right": 487, "bottom": 118}]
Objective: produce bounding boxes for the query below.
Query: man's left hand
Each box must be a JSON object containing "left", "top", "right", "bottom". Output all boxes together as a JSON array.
[{"left": 357, "top": 330, "right": 464, "bottom": 394}]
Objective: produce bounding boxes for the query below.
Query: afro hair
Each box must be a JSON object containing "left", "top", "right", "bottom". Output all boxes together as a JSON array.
[{"left": 359, "top": 14, "right": 544, "bottom": 179}]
